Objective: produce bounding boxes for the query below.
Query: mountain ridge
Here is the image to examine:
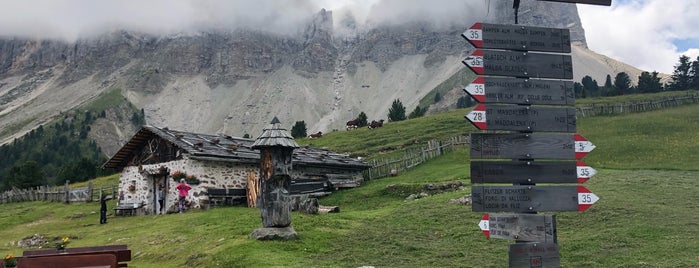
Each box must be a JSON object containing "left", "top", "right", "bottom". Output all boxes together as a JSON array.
[{"left": 0, "top": 2, "right": 650, "bottom": 157}]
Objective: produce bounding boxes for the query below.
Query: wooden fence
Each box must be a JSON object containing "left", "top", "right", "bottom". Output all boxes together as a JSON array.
[
  {"left": 576, "top": 93, "right": 699, "bottom": 118},
  {"left": 0, "top": 181, "right": 119, "bottom": 204},
  {"left": 363, "top": 136, "right": 470, "bottom": 180}
]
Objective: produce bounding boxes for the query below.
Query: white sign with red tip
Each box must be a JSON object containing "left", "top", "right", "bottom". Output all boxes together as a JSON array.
[
  {"left": 465, "top": 104, "right": 487, "bottom": 130},
  {"left": 478, "top": 213, "right": 490, "bottom": 238},
  {"left": 463, "top": 77, "right": 485, "bottom": 102},
  {"left": 574, "top": 134, "right": 596, "bottom": 159},
  {"left": 576, "top": 161, "right": 597, "bottom": 183},
  {"left": 462, "top": 22, "right": 483, "bottom": 47},
  {"left": 578, "top": 186, "right": 599, "bottom": 211},
  {"left": 462, "top": 50, "right": 484, "bottom": 75}
]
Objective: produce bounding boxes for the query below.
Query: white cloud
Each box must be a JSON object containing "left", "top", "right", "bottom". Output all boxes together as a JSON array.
[{"left": 578, "top": 0, "right": 699, "bottom": 74}]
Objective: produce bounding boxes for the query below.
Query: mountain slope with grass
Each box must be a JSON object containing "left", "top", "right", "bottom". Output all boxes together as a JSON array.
[{"left": 1, "top": 100, "right": 698, "bottom": 267}]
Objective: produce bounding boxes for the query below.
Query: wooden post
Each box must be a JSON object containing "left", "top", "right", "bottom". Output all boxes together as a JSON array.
[
  {"left": 64, "top": 180, "right": 70, "bottom": 204},
  {"left": 250, "top": 117, "right": 300, "bottom": 240},
  {"left": 246, "top": 171, "right": 258, "bottom": 208}
]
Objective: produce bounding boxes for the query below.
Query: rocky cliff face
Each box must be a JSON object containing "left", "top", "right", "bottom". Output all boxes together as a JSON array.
[{"left": 0, "top": 1, "right": 643, "bottom": 157}]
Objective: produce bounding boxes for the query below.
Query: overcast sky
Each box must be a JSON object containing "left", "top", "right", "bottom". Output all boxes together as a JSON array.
[
  {"left": 0, "top": 0, "right": 695, "bottom": 74},
  {"left": 578, "top": 0, "right": 699, "bottom": 74}
]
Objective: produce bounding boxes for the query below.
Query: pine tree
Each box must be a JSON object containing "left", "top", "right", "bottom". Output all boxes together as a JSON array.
[
  {"left": 690, "top": 56, "right": 699, "bottom": 90},
  {"left": 637, "top": 71, "right": 663, "bottom": 93},
  {"left": 387, "top": 99, "right": 407, "bottom": 122},
  {"left": 408, "top": 106, "right": 427, "bottom": 119},
  {"left": 290, "top": 121, "right": 307, "bottom": 139},
  {"left": 357, "top": 112, "right": 368, "bottom": 127},
  {"left": 614, "top": 72, "right": 632, "bottom": 95},
  {"left": 670, "top": 55, "right": 692, "bottom": 90}
]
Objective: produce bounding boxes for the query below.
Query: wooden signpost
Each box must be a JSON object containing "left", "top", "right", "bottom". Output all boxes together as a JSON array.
[
  {"left": 509, "top": 243, "right": 561, "bottom": 268},
  {"left": 479, "top": 213, "right": 557, "bottom": 243},
  {"left": 461, "top": 10, "right": 606, "bottom": 264},
  {"left": 465, "top": 104, "right": 576, "bottom": 132},
  {"left": 470, "top": 133, "right": 595, "bottom": 160},
  {"left": 536, "top": 0, "right": 612, "bottom": 5},
  {"left": 463, "top": 23, "right": 571, "bottom": 53},
  {"left": 471, "top": 161, "right": 597, "bottom": 184},
  {"left": 471, "top": 185, "right": 599, "bottom": 212},
  {"left": 463, "top": 49, "right": 573, "bottom": 79},
  {"left": 464, "top": 77, "right": 574, "bottom": 105}
]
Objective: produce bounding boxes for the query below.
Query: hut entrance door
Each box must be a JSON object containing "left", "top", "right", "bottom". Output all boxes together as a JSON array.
[{"left": 152, "top": 174, "right": 168, "bottom": 214}]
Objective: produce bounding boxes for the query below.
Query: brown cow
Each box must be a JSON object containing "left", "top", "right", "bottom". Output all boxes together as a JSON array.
[
  {"left": 346, "top": 118, "right": 360, "bottom": 130},
  {"left": 309, "top": 131, "right": 323, "bottom": 138},
  {"left": 368, "top": 119, "right": 385, "bottom": 129}
]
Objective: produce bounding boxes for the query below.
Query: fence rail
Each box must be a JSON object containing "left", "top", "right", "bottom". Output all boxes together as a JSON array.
[
  {"left": 0, "top": 181, "right": 119, "bottom": 204},
  {"left": 363, "top": 136, "right": 470, "bottom": 180},
  {"left": 576, "top": 93, "right": 699, "bottom": 118}
]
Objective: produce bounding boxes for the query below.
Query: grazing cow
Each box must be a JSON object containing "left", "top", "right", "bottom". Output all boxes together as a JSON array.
[
  {"left": 346, "top": 118, "right": 360, "bottom": 130},
  {"left": 368, "top": 119, "right": 385, "bottom": 129},
  {"left": 309, "top": 131, "right": 323, "bottom": 138}
]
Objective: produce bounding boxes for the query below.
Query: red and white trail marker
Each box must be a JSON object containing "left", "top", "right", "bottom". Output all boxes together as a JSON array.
[
  {"left": 578, "top": 186, "right": 600, "bottom": 212},
  {"left": 463, "top": 77, "right": 486, "bottom": 103},
  {"left": 574, "top": 134, "right": 596, "bottom": 159},
  {"left": 462, "top": 22, "right": 483, "bottom": 48},
  {"left": 465, "top": 104, "right": 487, "bottom": 130},
  {"left": 479, "top": 213, "right": 490, "bottom": 238},
  {"left": 576, "top": 161, "right": 597, "bottom": 183},
  {"left": 462, "top": 50, "right": 484, "bottom": 75}
]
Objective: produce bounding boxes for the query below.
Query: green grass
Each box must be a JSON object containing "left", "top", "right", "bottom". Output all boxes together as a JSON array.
[
  {"left": 2, "top": 101, "right": 699, "bottom": 267},
  {"left": 575, "top": 90, "right": 698, "bottom": 106}
]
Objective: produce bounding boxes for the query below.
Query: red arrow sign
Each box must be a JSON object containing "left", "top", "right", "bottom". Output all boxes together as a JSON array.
[
  {"left": 574, "top": 134, "right": 596, "bottom": 159},
  {"left": 465, "top": 104, "right": 487, "bottom": 130},
  {"left": 478, "top": 213, "right": 490, "bottom": 238},
  {"left": 463, "top": 77, "right": 486, "bottom": 102},
  {"left": 577, "top": 161, "right": 597, "bottom": 183},
  {"left": 462, "top": 50, "right": 484, "bottom": 74},
  {"left": 578, "top": 186, "right": 600, "bottom": 211},
  {"left": 463, "top": 22, "right": 483, "bottom": 48}
]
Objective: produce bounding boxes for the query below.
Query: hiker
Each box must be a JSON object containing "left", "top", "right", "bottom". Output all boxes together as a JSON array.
[
  {"left": 176, "top": 179, "right": 191, "bottom": 213},
  {"left": 157, "top": 183, "right": 164, "bottom": 214},
  {"left": 100, "top": 194, "right": 111, "bottom": 224}
]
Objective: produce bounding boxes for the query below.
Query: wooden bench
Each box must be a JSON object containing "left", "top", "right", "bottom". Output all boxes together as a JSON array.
[
  {"left": 290, "top": 178, "right": 332, "bottom": 196},
  {"left": 114, "top": 201, "right": 143, "bottom": 216},
  {"left": 20, "top": 245, "right": 131, "bottom": 267},
  {"left": 18, "top": 253, "right": 118, "bottom": 268},
  {"left": 207, "top": 188, "right": 247, "bottom": 206}
]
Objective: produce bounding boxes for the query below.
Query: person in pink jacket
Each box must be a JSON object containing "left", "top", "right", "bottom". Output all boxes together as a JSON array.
[{"left": 176, "top": 179, "right": 192, "bottom": 213}]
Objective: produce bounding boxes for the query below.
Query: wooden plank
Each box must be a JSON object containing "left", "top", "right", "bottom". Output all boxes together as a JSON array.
[
  {"left": 509, "top": 242, "right": 561, "bottom": 268},
  {"left": 481, "top": 213, "right": 557, "bottom": 243},
  {"left": 464, "top": 76, "right": 574, "bottom": 105},
  {"left": 471, "top": 186, "right": 580, "bottom": 212},
  {"left": 470, "top": 133, "right": 576, "bottom": 160},
  {"left": 463, "top": 23, "right": 571, "bottom": 53},
  {"left": 463, "top": 50, "right": 573, "bottom": 79},
  {"left": 19, "top": 253, "right": 118, "bottom": 268},
  {"left": 465, "top": 104, "right": 576, "bottom": 132},
  {"left": 470, "top": 160, "right": 595, "bottom": 184},
  {"left": 537, "top": 0, "right": 611, "bottom": 5}
]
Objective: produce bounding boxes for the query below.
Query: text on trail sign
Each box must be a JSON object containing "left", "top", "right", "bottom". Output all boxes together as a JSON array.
[
  {"left": 470, "top": 133, "right": 595, "bottom": 160},
  {"left": 509, "top": 242, "right": 561, "bottom": 268},
  {"left": 463, "top": 49, "right": 573, "bottom": 79},
  {"left": 471, "top": 160, "right": 597, "bottom": 184},
  {"left": 463, "top": 23, "right": 571, "bottom": 53},
  {"left": 471, "top": 185, "right": 599, "bottom": 212},
  {"left": 479, "top": 213, "right": 557, "bottom": 243},
  {"left": 464, "top": 76, "right": 574, "bottom": 105},
  {"left": 465, "top": 104, "right": 576, "bottom": 132}
]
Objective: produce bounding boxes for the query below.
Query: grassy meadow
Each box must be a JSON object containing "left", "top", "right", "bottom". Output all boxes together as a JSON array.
[{"left": 1, "top": 98, "right": 698, "bottom": 267}]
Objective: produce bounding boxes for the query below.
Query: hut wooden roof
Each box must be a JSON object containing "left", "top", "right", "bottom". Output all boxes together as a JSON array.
[{"left": 102, "top": 125, "right": 369, "bottom": 171}]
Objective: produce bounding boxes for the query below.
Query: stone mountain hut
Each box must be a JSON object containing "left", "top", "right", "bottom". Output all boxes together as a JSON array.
[{"left": 102, "top": 125, "right": 369, "bottom": 214}]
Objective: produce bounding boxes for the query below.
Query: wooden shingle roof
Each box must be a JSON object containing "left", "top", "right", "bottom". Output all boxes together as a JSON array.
[{"left": 102, "top": 125, "right": 368, "bottom": 170}]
